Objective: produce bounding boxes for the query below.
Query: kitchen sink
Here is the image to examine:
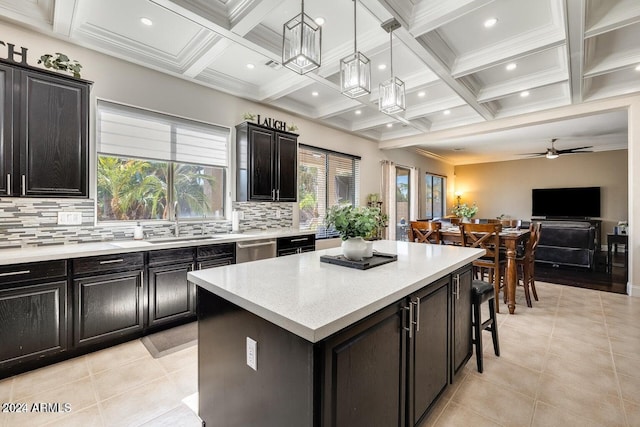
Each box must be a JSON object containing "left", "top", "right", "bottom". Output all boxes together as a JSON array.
[{"left": 147, "top": 235, "right": 221, "bottom": 244}]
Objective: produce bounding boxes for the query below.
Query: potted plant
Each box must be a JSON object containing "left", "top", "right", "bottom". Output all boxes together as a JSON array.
[
  {"left": 325, "top": 205, "right": 381, "bottom": 260},
  {"left": 37, "top": 53, "right": 83, "bottom": 78},
  {"left": 452, "top": 202, "right": 478, "bottom": 222}
]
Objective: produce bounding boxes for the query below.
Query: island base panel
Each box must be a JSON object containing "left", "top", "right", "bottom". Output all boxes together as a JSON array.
[{"left": 197, "top": 288, "right": 315, "bottom": 427}]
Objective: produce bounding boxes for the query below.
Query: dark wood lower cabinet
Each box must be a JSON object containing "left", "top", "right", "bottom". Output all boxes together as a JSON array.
[
  {"left": 0, "top": 280, "right": 67, "bottom": 368},
  {"left": 409, "top": 278, "right": 449, "bottom": 426},
  {"left": 147, "top": 262, "right": 194, "bottom": 327},
  {"left": 452, "top": 266, "right": 473, "bottom": 379},
  {"left": 73, "top": 270, "right": 143, "bottom": 347},
  {"left": 321, "top": 300, "right": 406, "bottom": 427},
  {"left": 197, "top": 267, "right": 471, "bottom": 427}
]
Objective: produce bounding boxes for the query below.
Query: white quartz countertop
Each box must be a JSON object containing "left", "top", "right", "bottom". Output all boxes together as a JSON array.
[
  {"left": 0, "top": 228, "right": 315, "bottom": 266},
  {"left": 188, "top": 240, "right": 485, "bottom": 343}
]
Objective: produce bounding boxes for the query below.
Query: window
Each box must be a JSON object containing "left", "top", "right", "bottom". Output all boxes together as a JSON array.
[
  {"left": 96, "top": 101, "right": 229, "bottom": 222},
  {"left": 396, "top": 166, "right": 410, "bottom": 241},
  {"left": 298, "top": 145, "right": 360, "bottom": 238},
  {"left": 425, "top": 173, "right": 446, "bottom": 219}
]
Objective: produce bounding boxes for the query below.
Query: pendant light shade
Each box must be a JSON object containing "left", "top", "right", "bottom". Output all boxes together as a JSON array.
[
  {"left": 282, "top": 0, "right": 322, "bottom": 74},
  {"left": 379, "top": 19, "right": 406, "bottom": 114},
  {"left": 340, "top": 0, "right": 370, "bottom": 98}
]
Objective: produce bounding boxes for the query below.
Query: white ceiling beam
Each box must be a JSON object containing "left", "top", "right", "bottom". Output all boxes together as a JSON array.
[
  {"left": 409, "top": 0, "right": 495, "bottom": 37},
  {"left": 229, "top": 0, "right": 286, "bottom": 36},
  {"left": 379, "top": 93, "right": 640, "bottom": 150},
  {"left": 52, "top": 0, "right": 77, "bottom": 36},
  {"left": 565, "top": 0, "right": 586, "bottom": 104},
  {"left": 183, "top": 36, "right": 229, "bottom": 77},
  {"left": 584, "top": 0, "right": 640, "bottom": 38},
  {"left": 477, "top": 69, "right": 568, "bottom": 103}
]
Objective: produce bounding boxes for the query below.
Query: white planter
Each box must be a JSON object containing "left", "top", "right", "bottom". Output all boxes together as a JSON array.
[
  {"left": 364, "top": 240, "right": 374, "bottom": 258},
  {"left": 342, "top": 237, "right": 368, "bottom": 261}
]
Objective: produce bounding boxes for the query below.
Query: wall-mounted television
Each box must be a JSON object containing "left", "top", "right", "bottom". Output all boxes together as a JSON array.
[{"left": 532, "top": 187, "right": 601, "bottom": 218}]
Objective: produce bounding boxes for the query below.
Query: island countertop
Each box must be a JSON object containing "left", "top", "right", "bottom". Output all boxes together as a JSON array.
[{"left": 188, "top": 240, "right": 485, "bottom": 343}]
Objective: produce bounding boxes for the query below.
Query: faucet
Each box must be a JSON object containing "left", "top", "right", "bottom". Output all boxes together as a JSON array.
[{"left": 173, "top": 201, "right": 180, "bottom": 237}]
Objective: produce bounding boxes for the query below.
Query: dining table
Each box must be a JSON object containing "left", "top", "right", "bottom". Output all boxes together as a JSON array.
[{"left": 439, "top": 226, "right": 531, "bottom": 314}]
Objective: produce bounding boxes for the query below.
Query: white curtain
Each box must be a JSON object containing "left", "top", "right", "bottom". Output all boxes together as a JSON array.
[
  {"left": 381, "top": 161, "right": 396, "bottom": 240},
  {"left": 409, "top": 167, "right": 420, "bottom": 221}
]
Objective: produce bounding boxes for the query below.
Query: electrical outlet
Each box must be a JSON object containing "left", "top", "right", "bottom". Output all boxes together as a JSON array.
[
  {"left": 246, "top": 337, "right": 257, "bottom": 371},
  {"left": 57, "top": 211, "right": 83, "bottom": 225}
]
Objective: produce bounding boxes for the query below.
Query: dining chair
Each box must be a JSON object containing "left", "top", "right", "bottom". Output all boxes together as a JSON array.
[
  {"left": 460, "top": 223, "right": 506, "bottom": 313},
  {"left": 516, "top": 222, "right": 541, "bottom": 307},
  {"left": 408, "top": 221, "right": 441, "bottom": 244},
  {"left": 500, "top": 219, "right": 522, "bottom": 228}
]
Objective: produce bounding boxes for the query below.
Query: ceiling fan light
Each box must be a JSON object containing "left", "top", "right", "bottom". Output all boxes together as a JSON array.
[{"left": 282, "top": 0, "right": 322, "bottom": 75}]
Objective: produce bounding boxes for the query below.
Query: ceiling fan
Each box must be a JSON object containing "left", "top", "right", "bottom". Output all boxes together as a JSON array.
[{"left": 520, "top": 139, "right": 593, "bottom": 159}]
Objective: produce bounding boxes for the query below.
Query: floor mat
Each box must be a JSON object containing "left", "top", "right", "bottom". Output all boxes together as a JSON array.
[{"left": 142, "top": 321, "right": 197, "bottom": 358}]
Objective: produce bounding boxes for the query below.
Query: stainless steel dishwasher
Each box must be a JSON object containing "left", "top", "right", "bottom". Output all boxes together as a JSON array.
[{"left": 236, "top": 238, "right": 277, "bottom": 263}]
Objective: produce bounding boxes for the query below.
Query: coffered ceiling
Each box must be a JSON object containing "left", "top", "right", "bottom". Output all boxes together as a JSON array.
[{"left": 0, "top": 0, "right": 637, "bottom": 164}]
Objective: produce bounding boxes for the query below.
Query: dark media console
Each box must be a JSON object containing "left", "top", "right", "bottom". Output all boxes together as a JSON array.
[{"left": 533, "top": 218, "right": 601, "bottom": 269}]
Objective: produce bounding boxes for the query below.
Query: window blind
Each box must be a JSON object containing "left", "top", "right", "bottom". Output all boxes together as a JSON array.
[{"left": 97, "top": 100, "right": 230, "bottom": 167}]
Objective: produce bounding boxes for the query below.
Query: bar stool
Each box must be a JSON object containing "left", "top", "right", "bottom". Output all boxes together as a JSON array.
[{"left": 471, "top": 279, "right": 500, "bottom": 373}]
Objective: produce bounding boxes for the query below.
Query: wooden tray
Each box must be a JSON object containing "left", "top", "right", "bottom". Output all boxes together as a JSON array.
[{"left": 320, "top": 252, "right": 397, "bottom": 270}]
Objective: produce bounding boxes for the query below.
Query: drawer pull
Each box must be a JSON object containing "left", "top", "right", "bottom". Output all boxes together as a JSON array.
[
  {"left": 289, "top": 238, "right": 308, "bottom": 242},
  {"left": 0, "top": 269, "right": 31, "bottom": 277},
  {"left": 237, "top": 241, "right": 276, "bottom": 249},
  {"left": 6, "top": 174, "right": 10, "bottom": 195},
  {"left": 21, "top": 175, "right": 26, "bottom": 195},
  {"left": 99, "top": 259, "right": 124, "bottom": 265}
]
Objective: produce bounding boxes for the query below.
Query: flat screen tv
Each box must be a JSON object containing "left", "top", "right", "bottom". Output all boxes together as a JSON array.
[{"left": 532, "top": 187, "right": 601, "bottom": 218}]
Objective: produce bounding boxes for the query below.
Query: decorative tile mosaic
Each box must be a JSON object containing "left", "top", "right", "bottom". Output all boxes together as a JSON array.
[{"left": 0, "top": 198, "right": 293, "bottom": 249}]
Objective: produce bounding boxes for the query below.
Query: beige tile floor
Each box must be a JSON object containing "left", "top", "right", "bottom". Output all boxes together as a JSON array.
[{"left": 0, "top": 281, "right": 639, "bottom": 427}]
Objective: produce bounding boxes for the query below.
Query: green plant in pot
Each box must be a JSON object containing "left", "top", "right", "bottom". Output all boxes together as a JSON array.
[{"left": 325, "top": 205, "right": 381, "bottom": 261}]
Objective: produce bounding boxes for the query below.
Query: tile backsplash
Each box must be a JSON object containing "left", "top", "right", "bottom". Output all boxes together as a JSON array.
[{"left": 0, "top": 198, "right": 294, "bottom": 249}]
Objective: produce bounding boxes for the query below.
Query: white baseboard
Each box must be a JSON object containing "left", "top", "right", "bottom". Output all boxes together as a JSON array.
[{"left": 629, "top": 282, "right": 640, "bottom": 297}]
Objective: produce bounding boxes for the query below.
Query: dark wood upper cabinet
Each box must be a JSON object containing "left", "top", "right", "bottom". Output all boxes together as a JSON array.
[
  {"left": 236, "top": 122, "right": 298, "bottom": 202},
  {"left": 0, "top": 60, "right": 91, "bottom": 198}
]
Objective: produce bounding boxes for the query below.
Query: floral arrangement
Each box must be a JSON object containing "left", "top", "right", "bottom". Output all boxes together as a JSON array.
[
  {"left": 242, "top": 112, "right": 256, "bottom": 121},
  {"left": 452, "top": 202, "right": 478, "bottom": 219}
]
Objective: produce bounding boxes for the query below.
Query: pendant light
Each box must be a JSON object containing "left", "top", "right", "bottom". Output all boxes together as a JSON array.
[
  {"left": 340, "top": 0, "right": 370, "bottom": 98},
  {"left": 379, "top": 18, "right": 406, "bottom": 114},
  {"left": 282, "top": 0, "right": 322, "bottom": 74}
]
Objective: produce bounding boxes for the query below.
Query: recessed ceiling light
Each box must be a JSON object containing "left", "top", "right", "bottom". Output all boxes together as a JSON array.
[
  {"left": 246, "top": 63, "right": 255, "bottom": 69},
  {"left": 506, "top": 63, "right": 517, "bottom": 71},
  {"left": 355, "top": 110, "right": 362, "bottom": 115},
  {"left": 378, "top": 64, "right": 387, "bottom": 70},
  {"left": 443, "top": 110, "right": 451, "bottom": 115},
  {"left": 140, "top": 17, "right": 153, "bottom": 26},
  {"left": 315, "top": 17, "right": 325, "bottom": 26},
  {"left": 386, "top": 123, "right": 393, "bottom": 128},
  {"left": 311, "top": 91, "right": 319, "bottom": 96},
  {"left": 520, "top": 90, "right": 530, "bottom": 97},
  {"left": 417, "top": 91, "right": 426, "bottom": 97},
  {"left": 635, "top": 64, "right": 640, "bottom": 71},
  {"left": 484, "top": 18, "right": 498, "bottom": 28}
]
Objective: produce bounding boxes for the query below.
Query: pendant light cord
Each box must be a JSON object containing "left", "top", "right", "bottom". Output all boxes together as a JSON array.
[
  {"left": 389, "top": 31, "right": 394, "bottom": 78},
  {"left": 353, "top": 0, "right": 357, "bottom": 54}
]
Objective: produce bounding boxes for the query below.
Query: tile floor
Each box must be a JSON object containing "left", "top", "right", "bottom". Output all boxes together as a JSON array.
[{"left": 0, "top": 281, "right": 639, "bottom": 427}]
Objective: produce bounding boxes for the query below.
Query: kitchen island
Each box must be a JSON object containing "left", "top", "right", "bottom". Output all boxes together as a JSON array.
[{"left": 188, "top": 240, "right": 484, "bottom": 427}]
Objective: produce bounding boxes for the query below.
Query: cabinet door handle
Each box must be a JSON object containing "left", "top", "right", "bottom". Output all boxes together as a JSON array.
[
  {"left": 21, "top": 175, "right": 26, "bottom": 196},
  {"left": 6, "top": 174, "right": 10, "bottom": 195},
  {"left": 452, "top": 274, "right": 459, "bottom": 300},
  {"left": 139, "top": 270, "right": 144, "bottom": 287},
  {"left": 272, "top": 189, "right": 276, "bottom": 201},
  {"left": 197, "top": 262, "right": 202, "bottom": 270},
  {"left": 99, "top": 259, "right": 124, "bottom": 265},
  {"left": 276, "top": 189, "right": 280, "bottom": 200},
  {"left": 0, "top": 269, "right": 31, "bottom": 277},
  {"left": 403, "top": 302, "right": 413, "bottom": 339},
  {"left": 414, "top": 297, "right": 421, "bottom": 332}
]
